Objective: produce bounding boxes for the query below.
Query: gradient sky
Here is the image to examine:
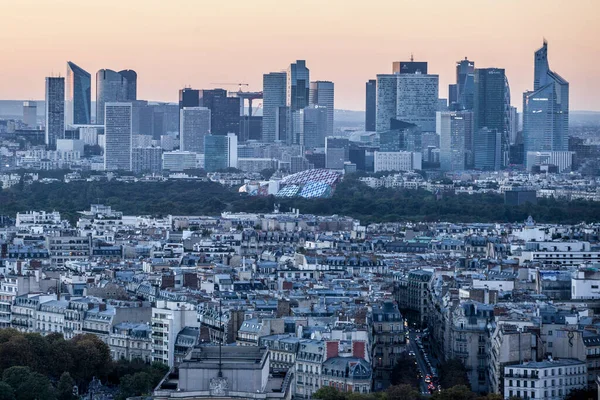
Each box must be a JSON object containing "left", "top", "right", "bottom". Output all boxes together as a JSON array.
[{"left": 1, "top": 0, "right": 598, "bottom": 111}]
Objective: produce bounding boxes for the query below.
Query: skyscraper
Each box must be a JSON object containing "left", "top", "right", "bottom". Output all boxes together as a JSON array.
[
  {"left": 523, "top": 40, "right": 569, "bottom": 153},
  {"left": 96, "top": 69, "right": 133, "bottom": 125},
  {"left": 23, "top": 101, "right": 37, "bottom": 127},
  {"left": 104, "top": 103, "right": 132, "bottom": 171},
  {"left": 392, "top": 61, "right": 428, "bottom": 74},
  {"left": 302, "top": 105, "right": 328, "bottom": 149},
  {"left": 376, "top": 74, "right": 398, "bottom": 132},
  {"left": 262, "top": 72, "right": 287, "bottom": 143},
  {"left": 396, "top": 73, "right": 439, "bottom": 132},
  {"left": 456, "top": 58, "right": 475, "bottom": 110},
  {"left": 437, "top": 111, "right": 473, "bottom": 171},
  {"left": 473, "top": 127, "right": 501, "bottom": 171},
  {"left": 118, "top": 70, "right": 138, "bottom": 101},
  {"left": 365, "top": 80, "right": 376, "bottom": 132},
  {"left": 66, "top": 61, "right": 91, "bottom": 126},
  {"left": 199, "top": 89, "right": 240, "bottom": 135},
  {"left": 287, "top": 60, "right": 310, "bottom": 145},
  {"left": 473, "top": 68, "right": 506, "bottom": 133},
  {"left": 309, "top": 81, "right": 334, "bottom": 137},
  {"left": 179, "top": 88, "right": 200, "bottom": 109},
  {"left": 204, "top": 133, "right": 238, "bottom": 172},
  {"left": 45, "top": 77, "right": 65, "bottom": 149},
  {"left": 180, "top": 107, "right": 211, "bottom": 153}
]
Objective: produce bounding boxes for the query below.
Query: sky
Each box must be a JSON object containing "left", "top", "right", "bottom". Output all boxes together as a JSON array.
[{"left": 0, "top": 0, "right": 598, "bottom": 111}]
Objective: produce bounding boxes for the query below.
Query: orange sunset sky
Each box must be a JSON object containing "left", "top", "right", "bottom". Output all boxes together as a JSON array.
[{"left": 0, "top": 0, "right": 598, "bottom": 111}]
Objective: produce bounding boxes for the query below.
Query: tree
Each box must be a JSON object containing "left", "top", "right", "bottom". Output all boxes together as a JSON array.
[
  {"left": 69, "top": 334, "right": 112, "bottom": 386},
  {"left": 56, "top": 372, "right": 77, "bottom": 400},
  {"left": 390, "top": 353, "right": 420, "bottom": 387},
  {"left": 387, "top": 383, "right": 423, "bottom": 400},
  {"left": 0, "top": 382, "right": 15, "bottom": 400},
  {"left": 438, "top": 358, "right": 469, "bottom": 389},
  {"left": 432, "top": 385, "right": 476, "bottom": 400},
  {"left": 117, "top": 372, "right": 153, "bottom": 400},
  {"left": 565, "top": 387, "right": 598, "bottom": 400},
  {"left": 313, "top": 386, "right": 347, "bottom": 400}
]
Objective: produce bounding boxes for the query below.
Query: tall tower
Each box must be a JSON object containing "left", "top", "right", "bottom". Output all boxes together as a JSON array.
[
  {"left": 523, "top": 40, "right": 569, "bottom": 153},
  {"left": 262, "top": 72, "right": 287, "bottom": 143},
  {"left": 309, "top": 81, "right": 334, "bottom": 137},
  {"left": 23, "top": 101, "right": 37, "bottom": 127},
  {"left": 437, "top": 111, "right": 473, "bottom": 171},
  {"left": 66, "top": 61, "right": 91, "bottom": 126},
  {"left": 456, "top": 58, "right": 475, "bottom": 110},
  {"left": 199, "top": 89, "right": 240, "bottom": 136},
  {"left": 365, "top": 80, "right": 376, "bottom": 132},
  {"left": 287, "top": 60, "right": 309, "bottom": 145},
  {"left": 395, "top": 73, "right": 439, "bottom": 132},
  {"left": 375, "top": 74, "right": 398, "bottom": 132},
  {"left": 96, "top": 69, "right": 130, "bottom": 125},
  {"left": 104, "top": 103, "right": 133, "bottom": 171},
  {"left": 45, "top": 77, "right": 65, "bottom": 149},
  {"left": 118, "top": 70, "right": 138, "bottom": 101},
  {"left": 180, "top": 107, "right": 211, "bottom": 153}
]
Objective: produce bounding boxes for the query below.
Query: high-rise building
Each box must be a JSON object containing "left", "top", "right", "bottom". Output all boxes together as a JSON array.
[
  {"left": 287, "top": 60, "right": 310, "bottom": 145},
  {"left": 376, "top": 74, "right": 398, "bottom": 132},
  {"left": 396, "top": 73, "right": 439, "bottom": 132},
  {"left": 473, "top": 127, "right": 501, "bottom": 171},
  {"left": 132, "top": 146, "right": 162, "bottom": 174},
  {"left": 199, "top": 89, "right": 240, "bottom": 135},
  {"left": 473, "top": 68, "right": 506, "bottom": 133},
  {"left": 262, "top": 72, "right": 287, "bottom": 143},
  {"left": 523, "top": 40, "right": 569, "bottom": 153},
  {"left": 365, "top": 80, "right": 377, "bottom": 132},
  {"left": 392, "top": 61, "right": 428, "bottom": 74},
  {"left": 302, "top": 105, "right": 328, "bottom": 149},
  {"left": 23, "top": 101, "right": 37, "bottom": 127},
  {"left": 456, "top": 58, "right": 475, "bottom": 110},
  {"left": 437, "top": 111, "right": 473, "bottom": 171},
  {"left": 309, "top": 81, "right": 334, "bottom": 137},
  {"left": 179, "top": 88, "right": 200, "bottom": 109},
  {"left": 45, "top": 77, "right": 65, "bottom": 149},
  {"left": 104, "top": 103, "right": 132, "bottom": 171},
  {"left": 204, "top": 133, "right": 238, "bottom": 172},
  {"left": 66, "top": 61, "right": 91, "bottom": 126},
  {"left": 448, "top": 84, "right": 458, "bottom": 109},
  {"left": 325, "top": 137, "right": 349, "bottom": 169},
  {"left": 180, "top": 107, "right": 211, "bottom": 153},
  {"left": 96, "top": 69, "right": 134, "bottom": 125}
]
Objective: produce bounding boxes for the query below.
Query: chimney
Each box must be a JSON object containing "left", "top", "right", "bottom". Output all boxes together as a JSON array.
[
  {"left": 326, "top": 341, "right": 339, "bottom": 360},
  {"left": 352, "top": 341, "right": 366, "bottom": 360}
]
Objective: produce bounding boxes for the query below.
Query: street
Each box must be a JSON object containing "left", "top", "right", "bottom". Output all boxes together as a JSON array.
[{"left": 408, "top": 329, "right": 432, "bottom": 396}]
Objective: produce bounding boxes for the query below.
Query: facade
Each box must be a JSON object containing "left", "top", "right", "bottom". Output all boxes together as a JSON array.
[
  {"left": 151, "top": 300, "right": 198, "bottom": 367},
  {"left": 104, "top": 102, "right": 133, "bottom": 171},
  {"left": 325, "top": 137, "right": 349, "bottom": 169},
  {"left": 46, "top": 235, "right": 92, "bottom": 266},
  {"left": 523, "top": 41, "right": 569, "bottom": 154},
  {"left": 287, "top": 60, "right": 310, "bottom": 145},
  {"left": 180, "top": 107, "right": 211, "bottom": 153},
  {"left": 262, "top": 72, "right": 287, "bottom": 143},
  {"left": 376, "top": 74, "right": 398, "bottom": 132},
  {"left": 302, "top": 105, "right": 328, "bottom": 149},
  {"left": 199, "top": 89, "right": 239, "bottom": 136},
  {"left": 66, "top": 61, "right": 91, "bottom": 126},
  {"left": 374, "top": 151, "right": 422, "bottom": 173},
  {"left": 96, "top": 69, "right": 135, "bottom": 125},
  {"left": 365, "top": 79, "right": 377, "bottom": 131},
  {"left": 456, "top": 58, "right": 475, "bottom": 110},
  {"left": 473, "top": 127, "right": 501, "bottom": 171},
  {"left": 132, "top": 147, "right": 163, "bottom": 174},
  {"left": 162, "top": 151, "right": 197, "bottom": 172},
  {"left": 45, "top": 77, "right": 65, "bottom": 149},
  {"left": 396, "top": 73, "right": 439, "bottom": 132},
  {"left": 372, "top": 301, "right": 405, "bottom": 390},
  {"left": 393, "top": 61, "right": 428, "bottom": 74},
  {"left": 309, "top": 81, "right": 334, "bottom": 137},
  {"left": 438, "top": 111, "right": 474, "bottom": 171},
  {"left": 525, "top": 151, "right": 574, "bottom": 173},
  {"left": 503, "top": 359, "right": 586, "bottom": 400},
  {"left": 23, "top": 101, "right": 37, "bottom": 127},
  {"left": 204, "top": 133, "right": 238, "bottom": 172}
]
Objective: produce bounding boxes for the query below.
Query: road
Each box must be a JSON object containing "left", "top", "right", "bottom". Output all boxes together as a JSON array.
[{"left": 408, "top": 329, "right": 431, "bottom": 396}]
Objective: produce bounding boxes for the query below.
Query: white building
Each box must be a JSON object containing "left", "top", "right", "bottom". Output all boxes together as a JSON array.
[
  {"left": 437, "top": 111, "right": 473, "bottom": 171},
  {"left": 162, "top": 151, "right": 197, "bottom": 172},
  {"left": 526, "top": 151, "right": 575, "bottom": 173},
  {"left": 503, "top": 359, "right": 586, "bottom": 400},
  {"left": 151, "top": 300, "right": 198, "bottom": 367},
  {"left": 180, "top": 107, "right": 211, "bottom": 153},
  {"left": 16, "top": 211, "right": 62, "bottom": 228},
  {"left": 374, "top": 151, "right": 422, "bottom": 172},
  {"left": 104, "top": 102, "right": 132, "bottom": 171},
  {"left": 309, "top": 81, "right": 334, "bottom": 137}
]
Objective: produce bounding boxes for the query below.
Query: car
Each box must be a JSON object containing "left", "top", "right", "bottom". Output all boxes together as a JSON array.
[
  {"left": 409, "top": 351, "right": 415, "bottom": 356},
  {"left": 425, "top": 377, "right": 431, "bottom": 383}
]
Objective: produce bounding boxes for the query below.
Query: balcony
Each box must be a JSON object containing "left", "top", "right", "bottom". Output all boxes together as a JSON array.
[{"left": 82, "top": 327, "right": 109, "bottom": 335}]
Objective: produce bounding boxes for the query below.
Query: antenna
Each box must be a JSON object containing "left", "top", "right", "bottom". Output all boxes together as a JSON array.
[{"left": 410, "top": 53, "right": 414, "bottom": 62}]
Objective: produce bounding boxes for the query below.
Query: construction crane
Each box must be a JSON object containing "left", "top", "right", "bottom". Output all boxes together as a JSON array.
[{"left": 210, "top": 82, "right": 249, "bottom": 92}]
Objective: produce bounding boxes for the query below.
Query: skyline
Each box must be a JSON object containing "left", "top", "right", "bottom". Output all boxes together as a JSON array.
[{"left": 0, "top": 0, "right": 598, "bottom": 111}]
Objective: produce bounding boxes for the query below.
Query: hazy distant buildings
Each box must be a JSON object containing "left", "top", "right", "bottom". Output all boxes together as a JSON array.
[
  {"left": 45, "top": 77, "right": 65, "bottom": 149},
  {"left": 302, "top": 105, "right": 328, "bottom": 149},
  {"left": 523, "top": 40, "right": 569, "bottom": 153},
  {"left": 375, "top": 74, "right": 398, "bottom": 132},
  {"left": 132, "top": 146, "right": 162, "bottom": 174},
  {"left": 66, "top": 61, "right": 91, "bottom": 126},
  {"left": 104, "top": 103, "right": 132, "bottom": 171},
  {"left": 180, "top": 107, "right": 211, "bottom": 153},
  {"left": 365, "top": 79, "right": 376, "bottom": 131},
  {"left": 392, "top": 61, "right": 428, "bottom": 74},
  {"left": 262, "top": 72, "right": 287, "bottom": 143},
  {"left": 96, "top": 69, "right": 137, "bottom": 124},
  {"left": 473, "top": 127, "right": 501, "bottom": 171},
  {"left": 204, "top": 133, "right": 238, "bottom": 172},
  {"left": 199, "top": 89, "right": 239, "bottom": 135},
  {"left": 287, "top": 60, "right": 310, "bottom": 145},
  {"left": 22, "top": 101, "right": 37, "bottom": 127},
  {"left": 455, "top": 58, "right": 475, "bottom": 110},
  {"left": 438, "top": 111, "right": 473, "bottom": 171},
  {"left": 309, "top": 81, "right": 334, "bottom": 137},
  {"left": 325, "top": 137, "right": 349, "bottom": 169},
  {"left": 374, "top": 151, "right": 422, "bottom": 172},
  {"left": 396, "top": 73, "right": 439, "bottom": 132}
]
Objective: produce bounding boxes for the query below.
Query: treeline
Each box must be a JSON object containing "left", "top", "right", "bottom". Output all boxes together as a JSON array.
[
  {"left": 0, "top": 329, "right": 168, "bottom": 400},
  {"left": 1, "top": 176, "right": 600, "bottom": 224}
]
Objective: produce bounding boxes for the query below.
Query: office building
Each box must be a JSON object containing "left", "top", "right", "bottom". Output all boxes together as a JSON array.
[
  {"left": 45, "top": 77, "right": 65, "bottom": 149},
  {"left": 65, "top": 61, "right": 91, "bottom": 126},
  {"left": 438, "top": 111, "right": 473, "bottom": 171},
  {"left": 508, "top": 106, "right": 519, "bottom": 145},
  {"left": 456, "top": 58, "right": 475, "bottom": 110},
  {"left": 374, "top": 151, "right": 422, "bottom": 172},
  {"left": 262, "top": 72, "right": 287, "bottom": 143},
  {"left": 396, "top": 73, "right": 439, "bottom": 132},
  {"left": 22, "top": 101, "right": 37, "bottom": 127},
  {"left": 392, "top": 60, "right": 428, "bottom": 74},
  {"left": 104, "top": 103, "right": 132, "bottom": 171},
  {"left": 199, "top": 89, "right": 240, "bottom": 135},
  {"left": 376, "top": 74, "right": 398, "bottom": 132},
  {"left": 473, "top": 127, "right": 501, "bottom": 171},
  {"left": 179, "top": 88, "right": 200, "bottom": 109},
  {"left": 96, "top": 69, "right": 136, "bottom": 124},
  {"left": 132, "top": 147, "right": 162, "bottom": 174},
  {"left": 309, "top": 81, "right": 334, "bottom": 136},
  {"left": 162, "top": 151, "right": 197, "bottom": 172},
  {"left": 287, "top": 60, "right": 309, "bottom": 145},
  {"left": 180, "top": 107, "right": 211, "bottom": 153},
  {"left": 523, "top": 41, "right": 569, "bottom": 154},
  {"left": 325, "top": 137, "right": 349, "bottom": 169},
  {"left": 302, "top": 105, "right": 328, "bottom": 149},
  {"left": 448, "top": 84, "right": 458, "bottom": 108},
  {"left": 379, "top": 120, "right": 421, "bottom": 152},
  {"left": 204, "top": 133, "right": 238, "bottom": 172},
  {"left": 526, "top": 151, "right": 574, "bottom": 173},
  {"left": 365, "top": 79, "right": 376, "bottom": 131}
]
